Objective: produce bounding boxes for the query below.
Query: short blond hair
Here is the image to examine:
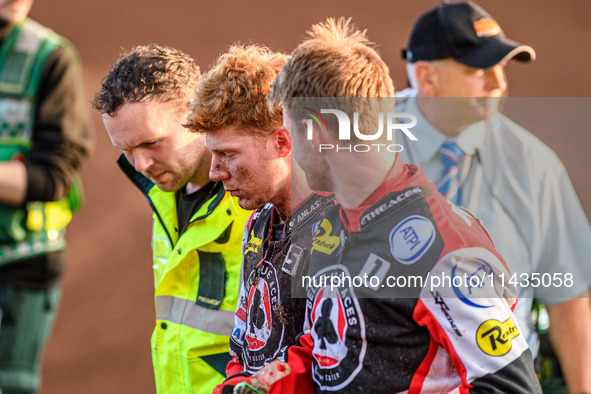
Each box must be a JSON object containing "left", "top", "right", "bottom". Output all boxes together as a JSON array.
[
  {"left": 185, "top": 44, "right": 288, "bottom": 136},
  {"left": 269, "top": 17, "right": 394, "bottom": 106}
]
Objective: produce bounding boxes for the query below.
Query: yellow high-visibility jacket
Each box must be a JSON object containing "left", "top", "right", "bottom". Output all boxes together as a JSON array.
[{"left": 119, "top": 155, "right": 249, "bottom": 394}]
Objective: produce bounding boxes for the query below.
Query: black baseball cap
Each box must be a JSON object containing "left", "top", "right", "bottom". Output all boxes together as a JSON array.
[{"left": 402, "top": 1, "right": 536, "bottom": 68}]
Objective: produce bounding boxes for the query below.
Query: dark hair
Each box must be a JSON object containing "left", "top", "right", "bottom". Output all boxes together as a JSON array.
[{"left": 92, "top": 43, "right": 200, "bottom": 116}]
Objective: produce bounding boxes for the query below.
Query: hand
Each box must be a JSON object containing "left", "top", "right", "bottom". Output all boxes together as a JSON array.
[
  {"left": 234, "top": 361, "right": 291, "bottom": 394},
  {"left": 212, "top": 374, "right": 250, "bottom": 394}
]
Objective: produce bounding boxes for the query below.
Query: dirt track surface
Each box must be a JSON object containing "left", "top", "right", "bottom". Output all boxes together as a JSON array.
[{"left": 24, "top": 1, "right": 590, "bottom": 393}]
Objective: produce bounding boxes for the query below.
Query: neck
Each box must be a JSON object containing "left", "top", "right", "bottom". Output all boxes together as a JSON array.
[
  {"left": 185, "top": 155, "right": 213, "bottom": 194},
  {"left": 184, "top": 181, "right": 207, "bottom": 195},
  {"left": 269, "top": 175, "right": 292, "bottom": 223},
  {"left": 291, "top": 171, "right": 313, "bottom": 211},
  {"left": 185, "top": 171, "right": 212, "bottom": 194},
  {"left": 270, "top": 171, "right": 314, "bottom": 223},
  {"left": 330, "top": 150, "right": 396, "bottom": 208}
]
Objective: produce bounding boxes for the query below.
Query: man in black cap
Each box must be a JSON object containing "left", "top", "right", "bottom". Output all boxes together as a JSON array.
[{"left": 397, "top": 2, "right": 591, "bottom": 393}]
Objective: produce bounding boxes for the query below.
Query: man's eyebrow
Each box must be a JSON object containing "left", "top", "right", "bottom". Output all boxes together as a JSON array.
[
  {"left": 113, "top": 138, "right": 160, "bottom": 151},
  {"left": 205, "top": 142, "right": 236, "bottom": 153},
  {"left": 112, "top": 143, "right": 128, "bottom": 151}
]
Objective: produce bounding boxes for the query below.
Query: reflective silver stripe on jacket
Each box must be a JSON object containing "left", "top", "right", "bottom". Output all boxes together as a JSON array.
[{"left": 155, "top": 295, "right": 235, "bottom": 336}]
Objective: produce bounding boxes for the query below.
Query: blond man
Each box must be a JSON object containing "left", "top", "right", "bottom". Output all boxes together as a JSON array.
[{"left": 269, "top": 18, "right": 541, "bottom": 393}]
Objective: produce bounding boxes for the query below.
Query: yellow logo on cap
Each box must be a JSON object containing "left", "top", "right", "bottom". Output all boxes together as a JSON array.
[
  {"left": 476, "top": 317, "right": 520, "bottom": 356},
  {"left": 473, "top": 18, "right": 502, "bottom": 37}
]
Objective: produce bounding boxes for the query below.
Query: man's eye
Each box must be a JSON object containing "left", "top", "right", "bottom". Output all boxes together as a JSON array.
[
  {"left": 144, "top": 141, "right": 159, "bottom": 146},
  {"left": 468, "top": 69, "right": 485, "bottom": 78}
]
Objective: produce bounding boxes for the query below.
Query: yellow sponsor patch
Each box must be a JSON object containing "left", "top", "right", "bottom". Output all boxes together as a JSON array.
[
  {"left": 311, "top": 219, "right": 340, "bottom": 255},
  {"left": 245, "top": 230, "right": 262, "bottom": 254},
  {"left": 476, "top": 317, "right": 520, "bottom": 356}
]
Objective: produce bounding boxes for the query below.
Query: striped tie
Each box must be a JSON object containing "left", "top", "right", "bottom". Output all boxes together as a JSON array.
[{"left": 437, "top": 142, "right": 463, "bottom": 205}]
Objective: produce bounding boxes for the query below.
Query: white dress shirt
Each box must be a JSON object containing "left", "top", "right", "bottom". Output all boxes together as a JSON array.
[{"left": 395, "top": 90, "right": 591, "bottom": 354}]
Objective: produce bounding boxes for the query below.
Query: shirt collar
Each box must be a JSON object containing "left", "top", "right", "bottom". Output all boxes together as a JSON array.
[
  {"left": 406, "top": 97, "right": 445, "bottom": 162},
  {"left": 454, "top": 120, "right": 486, "bottom": 156}
]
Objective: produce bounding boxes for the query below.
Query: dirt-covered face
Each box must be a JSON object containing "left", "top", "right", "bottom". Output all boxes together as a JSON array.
[{"left": 206, "top": 125, "right": 291, "bottom": 212}]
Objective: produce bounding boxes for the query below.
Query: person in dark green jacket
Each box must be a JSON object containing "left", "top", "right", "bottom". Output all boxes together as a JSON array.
[{"left": 0, "top": 1, "right": 92, "bottom": 392}]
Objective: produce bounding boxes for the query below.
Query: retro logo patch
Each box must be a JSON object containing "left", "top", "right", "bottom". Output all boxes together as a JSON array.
[{"left": 476, "top": 317, "right": 520, "bottom": 356}]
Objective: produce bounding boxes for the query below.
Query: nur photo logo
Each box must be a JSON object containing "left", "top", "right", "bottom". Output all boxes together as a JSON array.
[{"left": 303, "top": 107, "right": 418, "bottom": 152}]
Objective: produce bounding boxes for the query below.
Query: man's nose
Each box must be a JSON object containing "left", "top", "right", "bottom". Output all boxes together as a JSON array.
[
  {"left": 485, "top": 65, "right": 507, "bottom": 92},
  {"left": 209, "top": 155, "right": 230, "bottom": 182},
  {"left": 131, "top": 149, "right": 154, "bottom": 173}
]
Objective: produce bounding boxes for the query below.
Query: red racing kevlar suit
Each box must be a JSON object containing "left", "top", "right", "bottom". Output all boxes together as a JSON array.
[
  {"left": 226, "top": 193, "right": 336, "bottom": 377},
  {"left": 268, "top": 160, "right": 541, "bottom": 393}
]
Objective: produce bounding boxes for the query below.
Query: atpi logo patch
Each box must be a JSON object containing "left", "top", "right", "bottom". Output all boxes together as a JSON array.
[
  {"left": 476, "top": 317, "right": 520, "bottom": 356},
  {"left": 389, "top": 215, "right": 435, "bottom": 264},
  {"left": 451, "top": 258, "right": 495, "bottom": 309}
]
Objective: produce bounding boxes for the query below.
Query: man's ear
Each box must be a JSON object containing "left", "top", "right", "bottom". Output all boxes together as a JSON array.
[
  {"left": 414, "top": 61, "right": 437, "bottom": 97},
  {"left": 274, "top": 127, "right": 291, "bottom": 158}
]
